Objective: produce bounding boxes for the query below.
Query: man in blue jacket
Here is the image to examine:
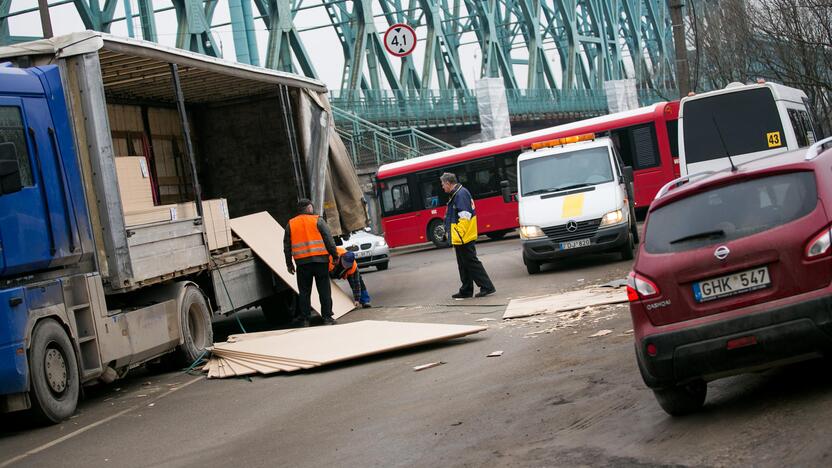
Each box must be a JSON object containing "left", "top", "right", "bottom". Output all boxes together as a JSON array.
[{"left": 441, "top": 172, "right": 496, "bottom": 299}]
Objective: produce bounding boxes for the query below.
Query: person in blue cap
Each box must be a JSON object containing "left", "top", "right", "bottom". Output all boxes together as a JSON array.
[{"left": 329, "top": 247, "right": 372, "bottom": 308}]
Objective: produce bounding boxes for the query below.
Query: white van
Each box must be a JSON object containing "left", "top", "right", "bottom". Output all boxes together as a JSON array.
[
  {"left": 679, "top": 81, "right": 821, "bottom": 176},
  {"left": 504, "top": 134, "right": 638, "bottom": 274}
]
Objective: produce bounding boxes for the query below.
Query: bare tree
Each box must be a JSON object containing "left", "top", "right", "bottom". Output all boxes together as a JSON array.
[{"left": 688, "top": 0, "right": 832, "bottom": 134}]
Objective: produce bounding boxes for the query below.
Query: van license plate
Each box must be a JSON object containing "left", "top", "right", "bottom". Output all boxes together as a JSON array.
[
  {"left": 560, "top": 238, "right": 591, "bottom": 250},
  {"left": 692, "top": 266, "right": 770, "bottom": 303}
]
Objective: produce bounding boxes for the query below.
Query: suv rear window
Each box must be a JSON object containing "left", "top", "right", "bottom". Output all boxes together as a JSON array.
[
  {"left": 645, "top": 172, "right": 817, "bottom": 254},
  {"left": 683, "top": 87, "right": 785, "bottom": 163}
]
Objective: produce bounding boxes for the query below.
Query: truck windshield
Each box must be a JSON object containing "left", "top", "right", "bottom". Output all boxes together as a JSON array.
[
  {"left": 683, "top": 87, "right": 785, "bottom": 164},
  {"left": 645, "top": 171, "right": 817, "bottom": 254},
  {"left": 519, "top": 146, "right": 613, "bottom": 197}
]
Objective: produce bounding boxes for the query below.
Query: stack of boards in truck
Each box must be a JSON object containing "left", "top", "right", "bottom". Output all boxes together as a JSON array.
[{"left": 0, "top": 32, "right": 366, "bottom": 423}]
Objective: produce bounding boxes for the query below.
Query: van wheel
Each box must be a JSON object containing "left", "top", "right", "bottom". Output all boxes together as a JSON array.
[
  {"left": 178, "top": 286, "right": 213, "bottom": 365},
  {"left": 652, "top": 380, "right": 707, "bottom": 416},
  {"left": 28, "top": 319, "right": 80, "bottom": 423},
  {"left": 620, "top": 231, "right": 635, "bottom": 261},
  {"left": 524, "top": 256, "right": 541, "bottom": 275},
  {"left": 428, "top": 219, "right": 449, "bottom": 248}
]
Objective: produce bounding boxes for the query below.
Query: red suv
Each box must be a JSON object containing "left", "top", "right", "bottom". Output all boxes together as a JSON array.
[{"left": 628, "top": 139, "right": 832, "bottom": 415}]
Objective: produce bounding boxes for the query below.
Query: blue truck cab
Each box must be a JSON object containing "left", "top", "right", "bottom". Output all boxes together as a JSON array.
[{"left": 0, "top": 63, "right": 95, "bottom": 417}]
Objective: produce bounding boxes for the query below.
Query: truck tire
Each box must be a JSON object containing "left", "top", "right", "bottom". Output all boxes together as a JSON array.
[
  {"left": 652, "top": 380, "right": 707, "bottom": 416},
  {"left": 178, "top": 286, "right": 213, "bottom": 365},
  {"left": 428, "top": 219, "right": 449, "bottom": 248},
  {"left": 28, "top": 319, "right": 80, "bottom": 423}
]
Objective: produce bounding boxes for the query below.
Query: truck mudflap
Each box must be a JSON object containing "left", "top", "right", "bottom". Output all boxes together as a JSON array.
[{"left": 0, "top": 286, "right": 29, "bottom": 395}]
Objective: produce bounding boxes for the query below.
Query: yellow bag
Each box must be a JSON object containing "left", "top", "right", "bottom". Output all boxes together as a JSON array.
[{"left": 451, "top": 216, "right": 478, "bottom": 245}]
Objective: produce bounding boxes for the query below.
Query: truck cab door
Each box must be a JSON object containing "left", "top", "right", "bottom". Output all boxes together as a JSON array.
[{"left": 0, "top": 98, "right": 69, "bottom": 277}]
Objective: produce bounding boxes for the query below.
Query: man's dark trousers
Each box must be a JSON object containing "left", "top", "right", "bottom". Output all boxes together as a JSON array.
[
  {"left": 297, "top": 262, "right": 333, "bottom": 321},
  {"left": 454, "top": 242, "right": 494, "bottom": 296}
]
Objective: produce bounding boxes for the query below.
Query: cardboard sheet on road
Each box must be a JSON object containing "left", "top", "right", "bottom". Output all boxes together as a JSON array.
[
  {"left": 204, "top": 320, "right": 488, "bottom": 379},
  {"left": 502, "top": 287, "right": 627, "bottom": 320},
  {"left": 229, "top": 212, "right": 354, "bottom": 319}
]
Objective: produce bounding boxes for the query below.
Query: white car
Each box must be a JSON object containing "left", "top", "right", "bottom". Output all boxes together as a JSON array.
[{"left": 341, "top": 228, "right": 390, "bottom": 271}]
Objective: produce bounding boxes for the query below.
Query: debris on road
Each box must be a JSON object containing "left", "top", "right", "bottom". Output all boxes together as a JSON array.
[
  {"left": 599, "top": 278, "right": 628, "bottom": 289},
  {"left": 502, "top": 287, "right": 627, "bottom": 320},
  {"left": 487, "top": 350, "right": 504, "bottom": 357},
  {"left": 203, "top": 321, "right": 487, "bottom": 379},
  {"left": 476, "top": 318, "right": 497, "bottom": 322},
  {"left": 413, "top": 361, "right": 445, "bottom": 371},
  {"left": 589, "top": 329, "right": 613, "bottom": 338}
]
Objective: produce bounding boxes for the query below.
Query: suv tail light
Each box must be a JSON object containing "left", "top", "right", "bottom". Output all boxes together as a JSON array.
[
  {"left": 805, "top": 227, "right": 832, "bottom": 259},
  {"left": 627, "top": 271, "right": 660, "bottom": 302}
]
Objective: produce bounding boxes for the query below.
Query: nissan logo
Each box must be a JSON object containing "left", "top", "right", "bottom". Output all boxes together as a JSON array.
[
  {"left": 566, "top": 221, "right": 578, "bottom": 232},
  {"left": 714, "top": 245, "right": 730, "bottom": 260}
]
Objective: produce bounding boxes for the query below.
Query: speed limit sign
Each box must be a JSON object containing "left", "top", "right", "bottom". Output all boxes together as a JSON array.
[{"left": 384, "top": 23, "right": 417, "bottom": 57}]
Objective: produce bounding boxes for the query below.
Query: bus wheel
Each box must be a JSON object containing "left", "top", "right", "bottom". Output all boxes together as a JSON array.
[
  {"left": 178, "top": 286, "right": 213, "bottom": 365},
  {"left": 486, "top": 230, "right": 508, "bottom": 240},
  {"left": 428, "top": 219, "right": 449, "bottom": 248},
  {"left": 28, "top": 319, "right": 80, "bottom": 423}
]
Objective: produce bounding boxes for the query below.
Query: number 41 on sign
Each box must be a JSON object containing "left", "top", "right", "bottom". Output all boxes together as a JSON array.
[{"left": 384, "top": 23, "right": 417, "bottom": 57}]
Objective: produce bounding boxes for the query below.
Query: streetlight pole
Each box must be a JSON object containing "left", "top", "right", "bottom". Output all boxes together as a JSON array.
[
  {"left": 37, "top": 0, "right": 54, "bottom": 39},
  {"left": 668, "top": 0, "right": 691, "bottom": 97}
]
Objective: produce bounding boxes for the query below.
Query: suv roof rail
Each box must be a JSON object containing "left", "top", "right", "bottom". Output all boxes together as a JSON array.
[
  {"left": 805, "top": 136, "right": 832, "bottom": 161},
  {"left": 654, "top": 171, "right": 715, "bottom": 200}
]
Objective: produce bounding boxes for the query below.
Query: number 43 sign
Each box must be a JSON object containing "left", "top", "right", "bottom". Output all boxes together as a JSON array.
[{"left": 384, "top": 23, "right": 417, "bottom": 57}]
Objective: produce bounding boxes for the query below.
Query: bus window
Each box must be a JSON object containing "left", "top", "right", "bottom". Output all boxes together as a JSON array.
[
  {"left": 666, "top": 120, "right": 679, "bottom": 157},
  {"left": 466, "top": 159, "right": 498, "bottom": 198},
  {"left": 683, "top": 87, "right": 785, "bottom": 164},
  {"left": 788, "top": 109, "right": 815, "bottom": 146},
  {"left": 497, "top": 151, "right": 519, "bottom": 191},
  {"left": 381, "top": 177, "right": 412, "bottom": 214},
  {"left": 418, "top": 171, "right": 447, "bottom": 209},
  {"left": 613, "top": 124, "right": 660, "bottom": 170}
]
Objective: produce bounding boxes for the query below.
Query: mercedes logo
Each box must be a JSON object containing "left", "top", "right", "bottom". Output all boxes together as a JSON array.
[
  {"left": 566, "top": 221, "right": 578, "bottom": 232},
  {"left": 714, "top": 245, "right": 730, "bottom": 260}
]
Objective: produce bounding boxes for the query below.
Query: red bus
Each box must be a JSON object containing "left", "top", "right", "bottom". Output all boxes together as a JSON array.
[{"left": 376, "top": 101, "right": 680, "bottom": 248}]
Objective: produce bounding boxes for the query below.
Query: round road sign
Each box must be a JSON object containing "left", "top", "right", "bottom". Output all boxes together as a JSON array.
[{"left": 383, "top": 23, "right": 417, "bottom": 57}]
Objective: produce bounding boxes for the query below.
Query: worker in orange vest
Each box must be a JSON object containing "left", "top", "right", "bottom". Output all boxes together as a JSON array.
[
  {"left": 329, "top": 247, "right": 372, "bottom": 308},
  {"left": 283, "top": 198, "right": 340, "bottom": 326}
]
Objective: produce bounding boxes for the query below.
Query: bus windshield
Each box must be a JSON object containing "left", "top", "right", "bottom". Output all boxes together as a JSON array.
[
  {"left": 683, "top": 87, "right": 785, "bottom": 164},
  {"left": 520, "top": 146, "right": 614, "bottom": 197}
]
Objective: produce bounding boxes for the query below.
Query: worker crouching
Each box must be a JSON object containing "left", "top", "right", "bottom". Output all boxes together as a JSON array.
[{"left": 329, "top": 247, "right": 372, "bottom": 308}]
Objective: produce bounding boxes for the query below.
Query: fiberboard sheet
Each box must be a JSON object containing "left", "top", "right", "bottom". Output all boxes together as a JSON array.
[
  {"left": 502, "top": 288, "right": 627, "bottom": 320},
  {"left": 229, "top": 212, "right": 355, "bottom": 319},
  {"left": 214, "top": 320, "right": 487, "bottom": 365}
]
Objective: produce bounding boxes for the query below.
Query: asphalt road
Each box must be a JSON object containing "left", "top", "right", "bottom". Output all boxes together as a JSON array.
[{"left": 3, "top": 234, "right": 832, "bottom": 467}]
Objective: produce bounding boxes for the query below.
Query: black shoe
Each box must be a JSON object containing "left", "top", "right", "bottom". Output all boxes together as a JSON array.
[
  {"left": 452, "top": 292, "right": 473, "bottom": 299},
  {"left": 361, "top": 303, "right": 372, "bottom": 309},
  {"left": 475, "top": 288, "right": 496, "bottom": 298},
  {"left": 323, "top": 317, "right": 338, "bottom": 325}
]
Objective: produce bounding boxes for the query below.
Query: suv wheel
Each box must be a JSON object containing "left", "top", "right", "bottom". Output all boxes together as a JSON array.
[{"left": 652, "top": 380, "right": 707, "bottom": 416}]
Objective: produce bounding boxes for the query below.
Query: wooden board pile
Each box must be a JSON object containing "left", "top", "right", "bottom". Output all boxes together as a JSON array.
[
  {"left": 203, "top": 320, "right": 488, "bottom": 379},
  {"left": 502, "top": 286, "right": 627, "bottom": 320}
]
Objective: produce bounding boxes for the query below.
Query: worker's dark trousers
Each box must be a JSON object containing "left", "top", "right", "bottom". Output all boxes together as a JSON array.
[
  {"left": 297, "top": 262, "right": 333, "bottom": 321},
  {"left": 454, "top": 242, "right": 494, "bottom": 295}
]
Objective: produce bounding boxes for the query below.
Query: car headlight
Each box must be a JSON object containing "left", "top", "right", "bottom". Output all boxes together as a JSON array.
[
  {"left": 376, "top": 239, "right": 387, "bottom": 247},
  {"left": 519, "top": 225, "right": 545, "bottom": 240},
  {"left": 600, "top": 209, "right": 624, "bottom": 226}
]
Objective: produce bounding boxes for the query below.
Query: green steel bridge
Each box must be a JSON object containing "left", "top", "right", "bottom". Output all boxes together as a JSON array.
[{"left": 0, "top": 0, "right": 683, "bottom": 161}]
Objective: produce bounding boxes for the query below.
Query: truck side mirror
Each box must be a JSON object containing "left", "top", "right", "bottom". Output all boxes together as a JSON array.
[
  {"left": 0, "top": 142, "right": 23, "bottom": 195},
  {"left": 500, "top": 180, "right": 514, "bottom": 203}
]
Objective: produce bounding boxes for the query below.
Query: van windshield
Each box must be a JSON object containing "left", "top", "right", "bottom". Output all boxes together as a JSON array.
[
  {"left": 683, "top": 87, "right": 786, "bottom": 165},
  {"left": 519, "top": 146, "right": 613, "bottom": 197},
  {"left": 645, "top": 172, "right": 817, "bottom": 254}
]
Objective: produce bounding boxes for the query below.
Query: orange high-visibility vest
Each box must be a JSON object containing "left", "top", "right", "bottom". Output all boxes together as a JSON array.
[
  {"left": 329, "top": 246, "right": 358, "bottom": 278},
  {"left": 289, "top": 214, "right": 328, "bottom": 260}
]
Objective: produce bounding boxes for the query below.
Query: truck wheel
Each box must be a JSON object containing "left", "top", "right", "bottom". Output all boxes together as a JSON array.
[
  {"left": 28, "top": 319, "right": 80, "bottom": 423},
  {"left": 262, "top": 289, "right": 296, "bottom": 326},
  {"left": 652, "top": 380, "right": 707, "bottom": 416},
  {"left": 428, "top": 219, "right": 449, "bottom": 248},
  {"left": 620, "top": 230, "right": 635, "bottom": 261},
  {"left": 178, "top": 286, "right": 213, "bottom": 365}
]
